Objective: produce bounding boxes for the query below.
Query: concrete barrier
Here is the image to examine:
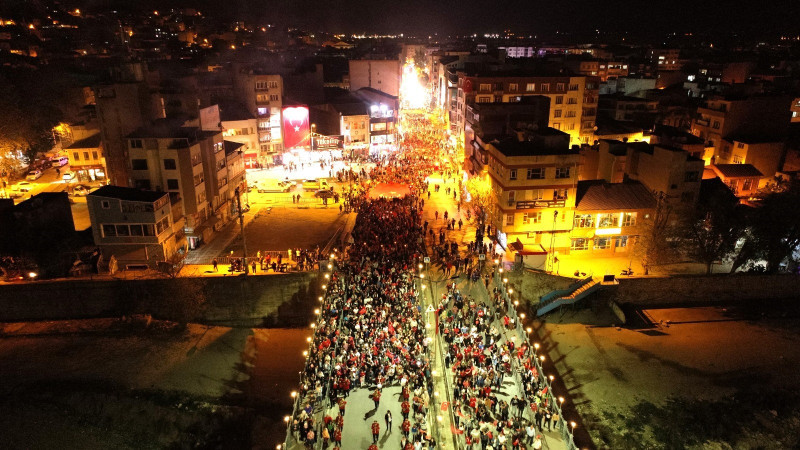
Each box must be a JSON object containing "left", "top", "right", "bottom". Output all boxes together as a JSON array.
[
  {"left": 611, "top": 273, "right": 800, "bottom": 307},
  {"left": 0, "top": 272, "right": 321, "bottom": 325}
]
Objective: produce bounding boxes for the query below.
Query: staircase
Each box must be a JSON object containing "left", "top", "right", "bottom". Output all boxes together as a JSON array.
[{"left": 536, "top": 276, "right": 601, "bottom": 316}]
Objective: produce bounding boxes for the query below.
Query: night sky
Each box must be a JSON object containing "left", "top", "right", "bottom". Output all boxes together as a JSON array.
[{"left": 53, "top": 0, "right": 800, "bottom": 37}]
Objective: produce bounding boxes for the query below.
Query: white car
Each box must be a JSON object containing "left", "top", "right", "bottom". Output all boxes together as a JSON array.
[
  {"left": 10, "top": 181, "right": 33, "bottom": 198},
  {"left": 62, "top": 171, "right": 76, "bottom": 182},
  {"left": 26, "top": 170, "right": 42, "bottom": 180},
  {"left": 72, "top": 184, "right": 95, "bottom": 196}
]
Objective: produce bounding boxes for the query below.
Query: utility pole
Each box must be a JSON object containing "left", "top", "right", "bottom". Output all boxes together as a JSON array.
[{"left": 235, "top": 186, "right": 249, "bottom": 275}]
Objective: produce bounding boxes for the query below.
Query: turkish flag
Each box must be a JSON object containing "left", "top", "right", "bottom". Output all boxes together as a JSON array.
[{"left": 282, "top": 106, "right": 311, "bottom": 149}]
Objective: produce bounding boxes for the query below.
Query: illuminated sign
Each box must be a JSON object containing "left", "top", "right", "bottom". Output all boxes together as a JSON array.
[
  {"left": 313, "top": 135, "right": 344, "bottom": 150},
  {"left": 516, "top": 200, "right": 566, "bottom": 209},
  {"left": 594, "top": 227, "right": 622, "bottom": 236},
  {"left": 282, "top": 106, "right": 311, "bottom": 149}
]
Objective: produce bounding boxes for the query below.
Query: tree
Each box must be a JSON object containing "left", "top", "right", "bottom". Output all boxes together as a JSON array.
[
  {"left": 466, "top": 174, "right": 495, "bottom": 227},
  {"left": 730, "top": 182, "right": 800, "bottom": 273},
  {"left": 634, "top": 191, "right": 678, "bottom": 275},
  {"left": 680, "top": 179, "right": 744, "bottom": 274}
]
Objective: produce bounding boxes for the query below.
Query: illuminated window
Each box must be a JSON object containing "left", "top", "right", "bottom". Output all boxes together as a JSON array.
[
  {"left": 616, "top": 236, "right": 629, "bottom": 248},
  {"left": 570, "top": 238, "right": 589, "bottom": 250},
  {"left": 509, "top": 83, "right": 518, "bottom": 91},
  {"left": 597, "top": 214, "right": 618, "bottom": 228},
  {"left": 594, "top": 237, "right": 611, "bottom": 249},
  {"left": 553, "top": 189, "right": 568, "bottom": 200},
  {"left": 742, "top": 179, "right": 753, "bottom": 191},
  {"left": 541, "top": 83, "right": 550, "bottom": 92},
  {"left": 526, "top": 83, "right": 535, "bottom": 91},
  {"left": 522, "top": 212, "right": 541, "bottom": 224},
  {"left": 621, "top": 213, "right": 636, "bottom": 227},
  {"left": 573, "top": 214, "right": 594, "bottom": 228}
]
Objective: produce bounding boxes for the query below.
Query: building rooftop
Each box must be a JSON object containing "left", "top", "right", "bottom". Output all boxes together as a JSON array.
[
  {"left": 89, "top": 185, "right": 168, "bottom": 203},
  {"left": 332, "top": 102, "right": 369, "bottom": 116},
  {"left": 352, "top": 87, "right": 398, "bottom": 104},
  {"left": 491, "top": 136, "right": 575, "bottom": 157},
  {"left": 223, "top": 140, "right": 245, "bottom": 156},
  {"left": 218, "top": 101, "right": 254, "bottom": 122},
  {"left": 594, "top": 121, "right": 643, "bottom": 136},
  {"left": 65, "top": 133, "right": 102, "bottom": 150},
  {"left": 575, "top": 180, "right": 656, "bottom": 211},
  {"left": 711, "top": 164, "right": 764, "bottom": 178}
]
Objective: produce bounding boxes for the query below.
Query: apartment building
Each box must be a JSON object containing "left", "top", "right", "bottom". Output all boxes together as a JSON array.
[
  {"left": 349, "top": 59, "right": 401, "bottom": 97},
  {"left": 691, "top": 94, "right": 793, "bottom": 161},
  {"left": 65, "top": 133, "right": 106, "bottom": 182},
  {"left": 456, "top": 69, "right": 599, "bottom": 147},
  {"left": 87, "top": 185, "right": 186, "bottom": 269},
  {"left": 94, "top": 63, "right": 164, "bottom": 186},
  {"left": 717, "top": 137, "right": 785, "bottom": 182},
  {"left": 568, "top": 180, "right": 656, "bottom": 257},
  {"left": 563, "top": 59, "right": 629, "bottom": 82},
  {"left": 219, "top": 102, "right": 259, "bottom": 168},
  {"left": 464, "top": 97, "right": 551, "bottom": 173},
  {"left": 483, "top": 130, "right": 580, "bottom": 255},
  {"left": 126, "top": 120, "right": 222, "bottom": 248},
  {"left": 234, "top": 71, "right": 284, "bottom": 159}
]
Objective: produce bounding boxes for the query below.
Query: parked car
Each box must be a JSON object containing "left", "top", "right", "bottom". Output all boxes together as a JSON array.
[
  {"left": 72, "top": 184, "right": 95, "bottom": 196},
  {"left": 26, "top": 170, "right": 42, "bottom": 180},
  {"left": 258, "top": 179, "right": 293, "bottom": 193},
  {"left": 50, "top": 156, "right": 69, "bottom": 167},
  {"left": 35, "top": 159, "right": 52, "bottom": 170},
  {"left": 10, "top": 181, "right": 33, "bottom": 198},
  {"left": 62, "top": 171, "right": 76, "bottom": 182},
  {"left": 314, "top": 188, "right": 335, "bottom": 199},
  {"left": 302, "top": 179, "right": 329, "bottom": 190}
]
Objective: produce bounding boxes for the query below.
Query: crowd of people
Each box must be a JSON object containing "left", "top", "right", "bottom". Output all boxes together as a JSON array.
[
  {"left": 287, "top": 111, "right": 570, "bottom": 450},
  {"left": 290, "top": 195, "right": 438, "bottom": 449}
]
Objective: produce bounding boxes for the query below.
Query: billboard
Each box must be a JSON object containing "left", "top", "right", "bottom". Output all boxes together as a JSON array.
[
  {"left": 313, "top": 135, "right": 344, "bottom": 151},
  {"left": 282, "top": 106, "right": 311, "bottom": 149}
]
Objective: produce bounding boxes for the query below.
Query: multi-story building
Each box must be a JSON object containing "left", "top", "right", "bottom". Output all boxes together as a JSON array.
[
  {"left": 792, "top": 97, "right": 800, "bottom": 123},
  {"left": 349, "top": 59, "right": 401, "bottom": 97},
  {"left": 464, "top": 97, "right": 551, "bottom": 173},
  {"left": 483, "top": 130, "right": 580, "bottom": 256},
  {"left": 65, "top": 133, "right": 106, "bottom": 182},
  {"left": 351, "top": 87, "right": 399, "bottom": 154},
  {"left": 126, "top": 120, "right": 221, "bottom": 248},
  {"left": 87, "top": 185, "right": 186, "bottom": 269},
  {"left": 648, "top": 48, "right": 682, "bottom": 72},
  {"left": 624, "top": 142, "right": 704, "bottom": 212},
  {"left": 598, "top": 94, "right": 658, "bottom": 122},
  {"left": 456, "top": 69, "right": 599, "bottom": 147},
  {"left": 94, "top": 63, "right": 163, "bottom": 186},
  {"left": 219, "top": 102, "right": 259, "bottom": 168},
  {"left": 568, "top": 180, "right": 656, "bottom": 257},
  {"left": 691, "top": 94, "right": 793, "bottom": 160},
  {"left": 717, "top": 137, "right": 786, "bottom": 182},
  {"left": 564, "top": 59, "right": 629, "bottom": 82},
  {"left": 234, "top": 71, "right": 284, "bottom": 159}
]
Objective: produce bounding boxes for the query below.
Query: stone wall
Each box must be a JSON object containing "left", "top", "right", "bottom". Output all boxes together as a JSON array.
[
  {"left": 611, "top": 274, "right": 800, "bottom": 306},
  {"left": 0, "top": 272, "right": 321, "bottom": 326}
]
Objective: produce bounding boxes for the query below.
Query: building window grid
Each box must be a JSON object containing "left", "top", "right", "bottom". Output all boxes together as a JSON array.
[{"left": 555, "top": 167, "right": 571, "bottom": 179}]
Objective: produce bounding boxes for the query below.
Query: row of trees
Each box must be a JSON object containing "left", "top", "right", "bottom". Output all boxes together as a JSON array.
[
  {"left": 638, "top": 179, "right": 800, "bottom": 274},
  {"left": 0, "top": 67, "right": 76, "bottom": 178}
]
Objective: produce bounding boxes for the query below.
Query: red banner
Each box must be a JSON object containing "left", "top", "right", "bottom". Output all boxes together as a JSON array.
[{"left": 282, "top": 106, "right": 311, "bottom": 149}]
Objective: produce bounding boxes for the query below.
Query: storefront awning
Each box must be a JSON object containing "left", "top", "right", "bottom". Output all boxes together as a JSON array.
[{"left": 509, "top": 239, "right": 547, "bottom": 255}]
